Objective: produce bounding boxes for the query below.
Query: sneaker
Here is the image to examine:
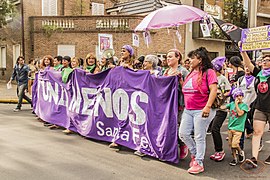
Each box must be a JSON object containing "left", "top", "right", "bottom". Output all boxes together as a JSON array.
[
  {"left": 264, "top": 156, "right": 270, "bottom": 165},
  {"left": 109, "top": 142, "right": 118, "bottom": 149},
  {"left": 238, "top": 150, "right": 245, "bottom": 163},
  {"left": 229, "top": 159, "right": 238, "bottom": 166},
  {"left": 49, "top": 124, "right": 59, "bottom": 130},
  {"left": 189, "top": 155, "right": 195, "bottom": 167},
  {"left": 13, "top": 108, "right": 21, "bottom": 112},
  {"left": 215, "top": 151, "right": 226, "bottom": 162},
  {"left": 187, "top": 161, "right": 204, "bottom": 174},
  {"left": 179, "top": 144, "right": 189, "bottom": 159},
  {"left": 259, "top": 141, "right": 264, "bottom": 152},
  {"left": 62, "top": 129, "right": 73, "bottom": 134},
  {"left": 245, "top": 157, "right": 258, "bottom": 168},
  {"left": 210, "top": 152, "right": 217, "bottom": 161},
  {"left": 246, "top": 133, "right": 253, "bottom": 139},
  {"left": 43, "top": 122, "right": 52, "bottom": 127},
  {"left": 134, "top": 150, "right": 146, "bottom": 157}
]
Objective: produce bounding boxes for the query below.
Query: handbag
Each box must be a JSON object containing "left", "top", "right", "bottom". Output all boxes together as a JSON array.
[{"left": 206, "top": 69, "right": 226, "bottom": 109}]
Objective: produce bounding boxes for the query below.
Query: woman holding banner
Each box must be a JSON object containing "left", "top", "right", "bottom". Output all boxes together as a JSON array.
[
  {"left": 163, "top": 49, "right": 189, "bottom": 160},
  {"left": 42, "top": 55, "right": 54, "bottom": 70},
  {"left": 119, "top": 45, "right": 135, "bottom": 69},
  {"left": 84, "top": 53, "right": 100, "bottom": 74},
  {"left": 179, "top": 47, "right": 217, "bottom": 174},
  {"left": 240, "top": 50, "right": 270, "bottom": 167},
  {"left": 109, "top": 45, "right": 135, "bottom": 150}
]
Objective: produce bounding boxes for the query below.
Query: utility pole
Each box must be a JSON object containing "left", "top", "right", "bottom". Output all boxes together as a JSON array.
[
  {"left": 21, "top": 0, "right": 25, "bottom": 57},
  {"left": 248, "top": 0, "right": 257, "bottom": 28}
]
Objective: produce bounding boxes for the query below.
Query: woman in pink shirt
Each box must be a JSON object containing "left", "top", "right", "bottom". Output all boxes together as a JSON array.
[{"left": 179, "top": 47, "right": 217, "bottom": 174}]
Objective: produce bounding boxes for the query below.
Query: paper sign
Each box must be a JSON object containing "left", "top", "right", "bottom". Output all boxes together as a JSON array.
[
  {"left": 200, "top": 22, "right": 211, "bottom": 37},
  {"left": 132, "top": 33, "right": 139, "bottom": 47},
  {"left": 241, "top": 25, "right": 270, "bottom": 51}
]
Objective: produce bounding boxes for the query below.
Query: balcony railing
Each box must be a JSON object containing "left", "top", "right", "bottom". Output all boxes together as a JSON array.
[{"left": 30, "top": 15, "right": 144, "bottom": 32}]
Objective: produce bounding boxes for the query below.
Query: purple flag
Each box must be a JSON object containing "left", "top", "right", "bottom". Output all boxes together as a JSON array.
[{"left": 32, "top": 67, "right": 179, "bottom": 163}]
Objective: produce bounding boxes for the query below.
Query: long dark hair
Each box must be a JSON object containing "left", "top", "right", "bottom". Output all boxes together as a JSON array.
[
  {"left": 187, "top": 47, "right": 213, "bottom": 87},
  {"left": 187, "top": 47, "right": 212, "bottom": 73}
]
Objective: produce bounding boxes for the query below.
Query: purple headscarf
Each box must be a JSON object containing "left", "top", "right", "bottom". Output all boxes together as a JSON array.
[
  {"left": 232, "top": 88, "right": 244, "bottom": 100},
  {"left": 122, "top": 45, "right": 134, "bottom": 56},
  {"left": 211, "top": 56, "right": 226, "bottom": 72}
]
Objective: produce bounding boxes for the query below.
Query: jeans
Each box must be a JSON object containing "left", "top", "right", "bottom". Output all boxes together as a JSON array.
[
  {"left": 211, "top": 110, "right": 228, "bottom": 152},
  {"left": 179, "top": 108, "right": 216, "bottom": 166},
  {"left": 17, "top": 83, "right": 32, "bottom": 109}
]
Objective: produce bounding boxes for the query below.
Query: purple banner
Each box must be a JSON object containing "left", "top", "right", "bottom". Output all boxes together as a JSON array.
[
  {"left": 33, "top": 67, "right": 179, "bottom": 163},
  {"left": 241, "top": 25, "right": 270, "bottom": 51}
]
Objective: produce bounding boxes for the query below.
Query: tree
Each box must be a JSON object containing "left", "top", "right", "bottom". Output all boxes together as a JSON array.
[
  {"left": 0, "top": 0, "right": 15, "bottom": 28},
  {"left": 223, "top": 0, "right": 248, "bottom": 28}
]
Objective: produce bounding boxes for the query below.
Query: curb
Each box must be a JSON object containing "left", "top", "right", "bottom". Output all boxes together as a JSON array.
[{"left": 0, "top": 99, "right": 29, "bottom": 104}]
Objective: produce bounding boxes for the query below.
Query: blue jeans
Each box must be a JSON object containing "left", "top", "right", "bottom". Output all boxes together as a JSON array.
[
  {"left": 179, "top": 108, "right": 216, "bottom": 166},
  {"left": 17, "top": 83, "right": 32, "bottom": 109}
]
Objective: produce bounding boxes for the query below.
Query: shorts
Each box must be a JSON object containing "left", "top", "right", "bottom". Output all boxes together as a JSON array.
[
  {"left": 228, "top": 130, "right": 242, "bottom": 148},
  {"left": 253, "top": 109, "right": 270, "bottom": 123}
]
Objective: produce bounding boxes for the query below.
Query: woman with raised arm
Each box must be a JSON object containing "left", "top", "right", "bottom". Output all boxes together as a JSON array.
[{"left": 240, "top": 50, "right": 270, "bottom": 167}]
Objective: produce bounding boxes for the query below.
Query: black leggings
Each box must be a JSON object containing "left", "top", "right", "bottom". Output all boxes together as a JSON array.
[{"left": 211, "top": 110, "right": 228, "bottom": 152}]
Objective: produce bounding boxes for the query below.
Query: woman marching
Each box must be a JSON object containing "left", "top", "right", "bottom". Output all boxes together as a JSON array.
[
  {"left": 84, "top": 53, "right": 100, "bottom": 74},
  {"left": 108, "top": 45, "right": 136, "bottom": 150},
  {"left": 240, "top": 49, "right": 270, "bottom": 167},
  {"left": 163, "top": 49, "right": 189, "bottom": 160},
  {"left": 179, "top": 47, "right": 217, "bottom": 174}
]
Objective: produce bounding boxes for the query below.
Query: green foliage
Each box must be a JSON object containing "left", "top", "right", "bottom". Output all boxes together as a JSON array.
[
  {"left": 42, "top": 25, "right": 63, "bottom": 38},
  {"left": 0, "top": 0, "right": 15, "bottom": 28},
  {"left": 210, "top": 27, "right": 226, "bottom": 39},
  {"left": 71, "top": 0, "right": 86, "bottom": 16},
  {"left": 223, "top": 0, "right": 248, "bottom": 28}
]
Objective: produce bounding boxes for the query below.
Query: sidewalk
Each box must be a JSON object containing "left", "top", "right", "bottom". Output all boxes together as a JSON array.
[{"left": 0, "top": 81, "right": 29, "bottom": 103}]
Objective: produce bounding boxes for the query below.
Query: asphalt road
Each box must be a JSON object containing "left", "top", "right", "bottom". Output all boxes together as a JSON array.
[{"left": 0, "top": 104, "right": 269, "bottom": 180}]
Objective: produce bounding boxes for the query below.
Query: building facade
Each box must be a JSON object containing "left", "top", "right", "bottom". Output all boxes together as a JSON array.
[
  {"left": 0, "top": 0, "right": 185, "bottom": 80},
  {"left": 2, "top": 0, "right": 267, "bottom": 81}
]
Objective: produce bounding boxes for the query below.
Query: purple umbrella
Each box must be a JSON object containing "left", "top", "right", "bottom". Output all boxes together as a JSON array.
[{"left": 135, "top": 5, "right": 208, "bottom": 31}]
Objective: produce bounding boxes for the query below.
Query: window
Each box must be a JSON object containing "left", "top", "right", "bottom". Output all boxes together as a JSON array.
[
  {"left": 13, "top": 44, "right": 21, "bottom": 66},
  {"left": 0, "top": 47, "right": 7, "bottom": 68},
  {"left": 92, "top": 2, "right": 104, "bottom": 15},
  {"left": 42, "top": 0, "right": 57, "bottom": 16},
  {"left": 57, "top": 45, "right": 75, "bottom": 57}
]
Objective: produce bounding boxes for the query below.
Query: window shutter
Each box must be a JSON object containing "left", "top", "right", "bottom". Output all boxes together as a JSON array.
[
  {"left": 0, "top": 47, "right": 7, "bottom": 68},
  {"left": 42, "top": 0, "right": 57, "bottom": 16},
  {"left": 49, "top": 0, "right": 57, "bottom": 16},
  {"left": 42, "top": 0, "right": 49, "bottom": 16}
]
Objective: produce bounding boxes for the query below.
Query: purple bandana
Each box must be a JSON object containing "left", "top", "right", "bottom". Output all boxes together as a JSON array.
[
  {"left": 245, "top": 75, "right": 255, "bottom": 88},
  {"left": 262, "top": 68, "right": 270, "bottom": 76}
]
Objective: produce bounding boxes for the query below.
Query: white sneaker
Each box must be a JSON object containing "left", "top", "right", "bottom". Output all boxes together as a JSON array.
[{"left": 134, "top": 150, "right": 146, "bottom": 157}]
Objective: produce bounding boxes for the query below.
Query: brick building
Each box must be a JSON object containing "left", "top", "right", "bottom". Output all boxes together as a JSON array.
[
  {"left": 2, "top": 0, "right": 268, "bottom": 81},
  {"left": 0, "top": 0, "right": 185, "bottom": 80}
]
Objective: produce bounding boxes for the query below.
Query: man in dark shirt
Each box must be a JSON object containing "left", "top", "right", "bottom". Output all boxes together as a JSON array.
[{"left": 8, "top": 56, "right": 32, "bottom": 111}]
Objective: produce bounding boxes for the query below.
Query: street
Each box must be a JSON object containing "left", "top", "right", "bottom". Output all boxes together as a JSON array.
[{"left": 0, "top": 103, "right": 269, "bottom": 180}]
